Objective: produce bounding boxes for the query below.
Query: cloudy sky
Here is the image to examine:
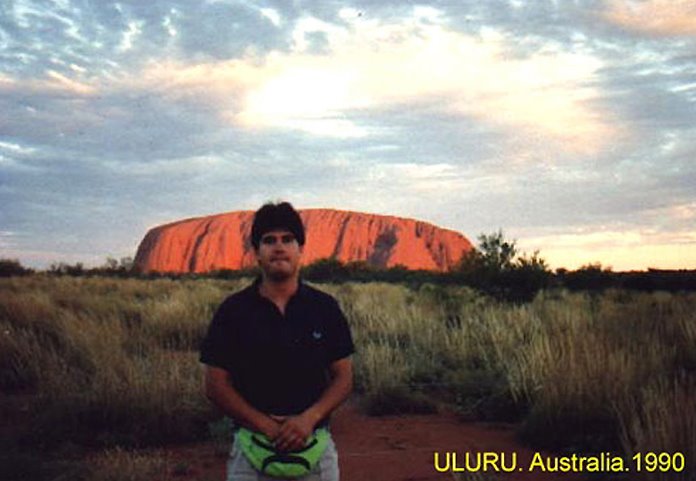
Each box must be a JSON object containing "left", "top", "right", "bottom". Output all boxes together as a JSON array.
[{"left": 1, "top": 0, "right": 695, "bottom": 271}]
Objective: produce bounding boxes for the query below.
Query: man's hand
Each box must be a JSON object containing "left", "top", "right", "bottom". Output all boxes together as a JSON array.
[
  {"left": 269, "top": 412, "right": 317, "bottom": 452},
  {"left": 257, "top": 416, "right": 283, "bottom": 440}
]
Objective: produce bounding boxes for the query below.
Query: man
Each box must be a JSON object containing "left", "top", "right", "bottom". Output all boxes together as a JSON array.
[{"left": 200, "top": 201, "right": 354, "bottom": 481}]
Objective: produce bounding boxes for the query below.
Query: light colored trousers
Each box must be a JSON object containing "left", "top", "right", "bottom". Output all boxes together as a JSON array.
[{"left": 226, "top": 434, "right": 340, "bottom": 481}]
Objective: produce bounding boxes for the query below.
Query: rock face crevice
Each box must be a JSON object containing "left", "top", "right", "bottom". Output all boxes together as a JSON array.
[{"left": 134, "top": 209, "right": 473, "bottom": 273}]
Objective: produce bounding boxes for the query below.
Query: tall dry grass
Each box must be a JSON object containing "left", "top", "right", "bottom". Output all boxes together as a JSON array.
[
  {"left": 1, "top": 276, "right": 694, "bottom": 481},
  {"left": 0, "top": 275, "right": 247, "bottom": 450},
  {"left": 323, "top": 282, "right": 695, "bottom": 480}
]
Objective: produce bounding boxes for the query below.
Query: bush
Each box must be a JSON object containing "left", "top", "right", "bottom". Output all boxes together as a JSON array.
[
  {"left": 454, "top": 232, "right": 551, "bottom": 301},
  {"left": 560, "top": 263, "right": 615, "bottom": 290},
  {"left": 302, "top": 258, "right": 349, "bottom": 282},
  {"left": 0, "top": 259, "right": 32, "bottom": 277},
  {"left": 449, "top": 367, "right": 527, "bottom": 422}
]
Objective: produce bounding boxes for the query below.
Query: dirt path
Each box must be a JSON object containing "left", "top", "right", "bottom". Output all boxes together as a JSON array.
[{"left": 159, "top": 401, "right": 585, "bottom": 481}]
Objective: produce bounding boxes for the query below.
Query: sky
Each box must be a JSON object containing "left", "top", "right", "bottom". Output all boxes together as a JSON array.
[{"left": 1, "top": 0, "right": 695, "bottom": 271}]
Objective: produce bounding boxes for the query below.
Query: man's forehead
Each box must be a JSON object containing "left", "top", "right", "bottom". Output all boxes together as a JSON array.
[{"left": 261, "top": 229, "right": 294, "bottom": 237}]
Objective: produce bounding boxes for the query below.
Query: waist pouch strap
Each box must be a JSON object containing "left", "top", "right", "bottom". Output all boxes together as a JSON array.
[{"left": 236, "top": 427, "right": 329, "bottom": 478}]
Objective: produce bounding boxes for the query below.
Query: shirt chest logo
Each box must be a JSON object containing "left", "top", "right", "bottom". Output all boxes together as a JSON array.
[{"left": 312, "top": 330, "right": 323, "bottom": 340}]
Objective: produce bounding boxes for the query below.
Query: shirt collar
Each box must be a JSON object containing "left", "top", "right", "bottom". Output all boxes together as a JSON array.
[{"left": 251, "top": 276, "right": 308, "bottom": 301}]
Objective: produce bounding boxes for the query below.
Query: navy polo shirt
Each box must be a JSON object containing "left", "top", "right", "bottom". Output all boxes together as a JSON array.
[{"left": 199, "top": 279, "right": 355, "bottom": 419}]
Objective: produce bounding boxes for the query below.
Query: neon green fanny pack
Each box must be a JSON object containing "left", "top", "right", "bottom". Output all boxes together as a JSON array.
[{"left": 236, "top": 427, "right": 329, "bottom": 478}]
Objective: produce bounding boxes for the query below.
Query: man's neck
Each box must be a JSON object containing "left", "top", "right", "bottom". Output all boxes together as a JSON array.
[{"left": 258, "top": 275, "right": 299, "bottom": 313}]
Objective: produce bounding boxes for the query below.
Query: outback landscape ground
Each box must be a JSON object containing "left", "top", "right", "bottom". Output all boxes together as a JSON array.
[
  {"left": 1, "top": 275, "right": 694, "bottom": 481},
  {"left": 142, "top": 400, "right": 587, "bottom": 481}
]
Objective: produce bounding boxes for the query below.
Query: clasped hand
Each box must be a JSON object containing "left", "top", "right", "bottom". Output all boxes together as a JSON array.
[{"left": 266, "top": 413, "right": 316, "bottom": 452}]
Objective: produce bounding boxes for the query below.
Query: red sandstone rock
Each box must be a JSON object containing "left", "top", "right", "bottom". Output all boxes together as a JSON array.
[{"left": 134, "top": 209, "right": 473, "bottom": 273}]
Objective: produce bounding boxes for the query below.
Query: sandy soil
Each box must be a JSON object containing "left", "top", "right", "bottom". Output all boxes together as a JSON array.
[{"left": 157, "top": 401, "right": 585, "bottom": 481}]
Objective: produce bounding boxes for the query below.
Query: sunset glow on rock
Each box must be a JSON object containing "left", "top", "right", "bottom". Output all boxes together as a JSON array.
[{"left": 134, "top": 209, "right": 473, "bottom": 273}]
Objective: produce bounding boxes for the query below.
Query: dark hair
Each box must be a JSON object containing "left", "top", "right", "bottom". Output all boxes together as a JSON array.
[{"left": 251, "top": 202, "right": 305, "bottom": 249}]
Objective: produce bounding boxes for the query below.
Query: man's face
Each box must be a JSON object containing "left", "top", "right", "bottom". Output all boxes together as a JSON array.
[{"left": 255, "top": 229, "right": 303, "bottom": 282}]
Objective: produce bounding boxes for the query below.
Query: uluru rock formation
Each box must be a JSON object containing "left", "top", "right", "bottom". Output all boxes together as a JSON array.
[{"left": 134, "top": 209, "right": 473, "bottom": 273}]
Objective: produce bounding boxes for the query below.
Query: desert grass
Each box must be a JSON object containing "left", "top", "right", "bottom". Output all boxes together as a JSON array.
[
  {"left": 617, "top": 375, "right": 696, "bottom": 481},
  {"left": 1, "top": 276, "right": 694, "bottom": 481},
  {"left": 0, "top": 276, "right": 247, "bottom": 450},
  {"left": 326, "top": 282, "right": 695, "bottom": 480}
]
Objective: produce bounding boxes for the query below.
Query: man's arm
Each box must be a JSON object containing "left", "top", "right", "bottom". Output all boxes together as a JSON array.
[
  {"left": 273, "top": 357, "right": 353, "bottom": 451},
  {"left": 204, "top": 365, "right": 281, "bottom": 439}
]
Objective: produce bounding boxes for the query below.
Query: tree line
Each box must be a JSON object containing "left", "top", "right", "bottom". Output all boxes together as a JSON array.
[{"left": 2, "top": 232, "right": 695, "bottom": 301}]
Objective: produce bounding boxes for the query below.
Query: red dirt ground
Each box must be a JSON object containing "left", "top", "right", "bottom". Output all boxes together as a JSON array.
[{"left": 156, "top": 400, "right": 585, "bottom": 481}]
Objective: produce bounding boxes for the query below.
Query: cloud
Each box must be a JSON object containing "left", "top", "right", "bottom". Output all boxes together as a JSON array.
[
  {"left": 0, "top": 140, "right": 36, "bottom": 155},
  {"left": 245, "top": 17, "right": 613, "bottom": 150},
  {"left": 602, "top": 0, "right": 696, "bottom": 36},
  {"left": 44, "top": 70, "right": 96, "bottom": 95},
  {"left": 117, "top": 20, "right": 145, "bottom": 52},
  {"left": 127, "top": 10, "right": 614, "bottom": 151},
  {"left": 364, "top": 162, "right": 464, "bottom": 195},
  {"left": 0, "top": 70, "right": 97, "bottom": 98},
  {"left": 0, "top": 231, "right": 18, "bottom": 249}
]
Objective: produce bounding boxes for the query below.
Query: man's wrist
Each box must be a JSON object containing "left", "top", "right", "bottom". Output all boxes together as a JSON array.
[
  {"left": 302, "top": 406, "right": 323, "bottom": 426},
  {"left": 253, "top": 414, "right": 277, "bottom": 437}
]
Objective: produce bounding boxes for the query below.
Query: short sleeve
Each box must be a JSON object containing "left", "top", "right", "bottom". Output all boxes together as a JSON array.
[
  {"left": 199, "top": 298, "right": 238, "bottom": 373},
  {"left": 326, "top": 298, "right": 355, "bottom": 363}
]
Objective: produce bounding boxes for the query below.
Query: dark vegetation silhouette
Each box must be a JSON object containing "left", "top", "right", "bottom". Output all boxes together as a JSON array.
[
  {"left": 3, "top": 231, "right": 695, "bottom": 298},
  {"left": 0, "top": 259, "right": 33, "bottom": 277}
]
